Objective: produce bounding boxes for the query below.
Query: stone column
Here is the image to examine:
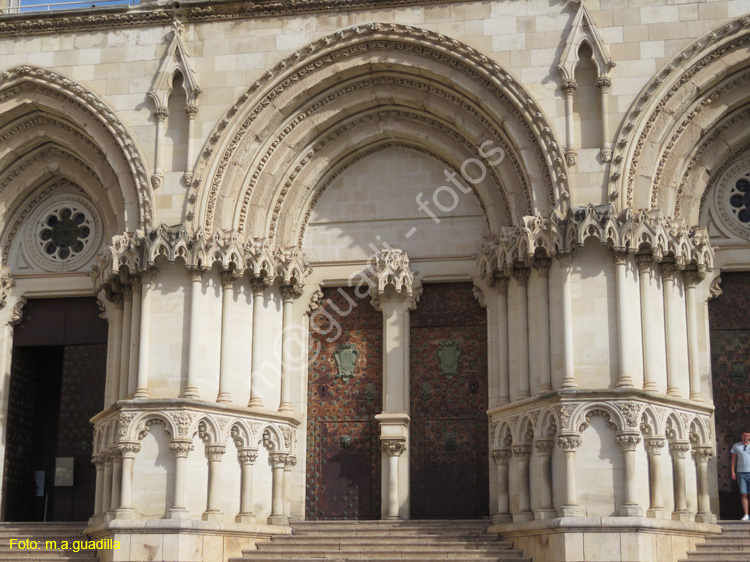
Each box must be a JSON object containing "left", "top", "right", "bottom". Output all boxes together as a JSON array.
[
  {"left": 236, "top": 448, "right": 258, "bottom": 523},
  {"left": 202, "top": 445, "right": 226, "bottom": 521},
  {"left": 495, "top": 277, "right": 510, "bottom": 405},
  {"left": 512, "top": 443, "right": 533, "bottom": 522},
  {"left": 115, "top": 442, "right": 140, "bottom": 519},
  {"left": 92, "top": 454, "right": 105, "bottom": 520},
  {"left": 557, "top": 434, "right": 584, "bottom": 516},
  {"left": 127, "top": 277, "right": 142, "bottom": 398},
  {"left": 167, "top": 440, "right": 193, "bottom": 519},
  {"left": 683, "top": 271, "right": 704, "bottom": 401},
  {"left": 184, "top": 266, "right": 206, "bottom": 399},
  {"left": 283, "top": 455, "right": 297, "bottom": 517},
  {"left": 597, "top": 77, "right": 612, "bottom": 162},
  {"left": 109, "top": 448, "right": 123, "bottom": 514},
  {"left": 248, "top": 279, "right": 266, "bottom": 408},
  {"left": 134, "top": 270, "right": 155, "bottom": 399},
  {"left": 152, "top": 106, "right": 168, "bottom": 188},
  {"left": 101, "top": 452, "right": 113, "bottom": 515},
  {"left": 109, "top": 296, "right": 123, "bottom": 403},
  {"left": 661, "top": 263, "right": 682, "bottom": 397},
  {"left": 535, "top": 259, "right": 552, "bottom": 393},
  {"left": 118, "top": 285, "right": 132, "bottom": 400},
  {"left": 184, "top": 104, "right": 198, "bottom": 184},
  {"left": 669, "top": 441, "right": 692, "bottom": 521},
  {"left": 534, "top": 439, "right": 556, "bottom": 519},
  {"left": 562, "top": 79, "right": 578, "bottom": 166},
  {"left": 559, "top": 254, "right": 577, "bottom": 389},
  {"left": 636, "top": 255, "right": 658, "bottom": 392},
  {"left": 217, "top": 271, "right": 238, "bottom": 404},
  {"left": 267, "top": 452, "right": 289, "bottom": 525},
  {"left": 617, "top": 433, "right": 643, "bottom": 516},
  {"left": 692, "top": 446, "right": 715, "bottom": 523},
  {"left": 382, "top": 440, "right": 406, "bottom": 520},
  {"left": 513, "top": 267, "right": 531, "bottom": 399},
  {"left": 279, "top": 285, "right": 301, "bottom": 413},
  {"left": 612, "top": 249, "right": 635, "bottom": 388},
  {"left": 644, "top": 437, "right": 669, "bottom": 518},
  {"left": 491, "top": 449, "right": 512, "bottom": 523}
]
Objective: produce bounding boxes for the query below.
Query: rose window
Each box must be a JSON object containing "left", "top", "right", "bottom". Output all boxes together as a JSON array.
[
  {"left": 38, "top": 206, "right": 93, "bottom": 261},
  {"left": 727, "top": 174, "right": 750, "bottom": 225}
]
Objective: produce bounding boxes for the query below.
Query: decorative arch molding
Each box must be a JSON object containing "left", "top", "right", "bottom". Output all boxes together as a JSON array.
[
  {"left": 609, "top": 15, "right": 750, "bottom": 217},
  {"left": 189, "top": 23, "right": 568, "bottom": 241},
  {"left": 0, "top": 65, "right": 154, "bottom": 230}
]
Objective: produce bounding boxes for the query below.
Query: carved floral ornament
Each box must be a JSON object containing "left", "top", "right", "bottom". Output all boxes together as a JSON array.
[
  {"left": 90, "top": 224, "right": 311, "bottom": 295},
  {"left": 478, "top": 205, "right": 714, "bottom": 281},
  {"left": 368, "top": 248, "right": 422, "bottom": 310}
]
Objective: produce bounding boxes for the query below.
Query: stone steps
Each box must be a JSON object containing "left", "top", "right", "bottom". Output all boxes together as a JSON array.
[
  {"left": 0, "top": 522, "right": 98, "bottom": 562},
  {"left": 680, "top": 520, "right": 750, "bottom": 561},
  {"left": 231, "top": 520, "right": 529, "bottom": 562}
]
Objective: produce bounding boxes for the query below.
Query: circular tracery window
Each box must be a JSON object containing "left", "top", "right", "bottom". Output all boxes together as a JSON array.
[
  {"left": 714, "top": 162, "right": 750, "bottom": 241},
  {"left": 727, "top": 174, "right": 750, "bottom": 225},
  {"left": 24, "top": 195, "right": 102, "bottom": 272}
]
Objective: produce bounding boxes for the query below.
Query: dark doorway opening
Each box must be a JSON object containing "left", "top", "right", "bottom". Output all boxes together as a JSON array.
[
  {"left": 708, "top": 272, "right": 750, "bottom": 520},
  {"left": 409, "top": 282, "right": 489, "bottom": 519},
  {"left": 2, "top": 298, "right": 107, "bottom": 522}
]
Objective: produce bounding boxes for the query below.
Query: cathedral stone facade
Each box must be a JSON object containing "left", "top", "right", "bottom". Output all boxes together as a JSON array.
[{"left": 0, "top": 0, "right": 748, "bottom": 560}]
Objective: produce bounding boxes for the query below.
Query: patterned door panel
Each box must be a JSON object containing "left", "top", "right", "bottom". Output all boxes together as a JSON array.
[
  {"left": 709, "top": 272, "right": 750, "bottom": 519},
  {"left": 307, "top": 287, "right": 382, "bottom": 520},
  {"left": 409, "top": 283, "right": 489, "bottom": 519}
]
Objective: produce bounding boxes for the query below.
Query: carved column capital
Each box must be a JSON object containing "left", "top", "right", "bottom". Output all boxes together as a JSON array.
[
  {"left": 109, "top": 447, "right": 123, "bottom": 463},
  {"left": 610, "top": 247, "right": 628, "bottom": 266},
  {"left": 219, "top": 269, "right": 243, "bottom": 289},
  {"left": 669, "top": 441, "right": 691, "bottom": 459},
  {"left": 491, "top": 448, "right": 512, "bottom": 466},
  {"left": 280, "top": 284, "right": 304, "bottom": 303},
  {"left": 118, "top": 442, "right": 141, "bottom": 459},
  {"left": 660, "top": 261, "right": 680, "bottom": 282},
  {"left": 237, "top": 448, "right": 258, "bottom": 465},
  {"left": 250, "top": 277, "right": 268, "bottom": 297},
  {"left": 644, "top": 437, "right": 666, "bottom": 455},
  {"left": 169, "top": 440, "right": 194, "bottom": 458},
  {"left": 0, "top": 271, "right": 14, "bottom": 309},
  {"left": 205, "top": 445, "right": 226, "bottom": 461},
  {"left": 534, "top": 439, "right": 555, "bottom": 456},
  {"left": 596, "top": 77, "right": 612, "bottom": 92},
  {"left": 92, "top": 453, "right": 106, "bottom": 469},
  {"left": 512, "top": 267, "right": 530, "bottom": 287},
  {"left": 557, "top": 434, "right": 582, "bottom": 452},
  {"left": 691, "top": 446, "right": 713, "bottom": 463},
  {"left": 558, "top": 252, "right": 574, "bottom": 268},
  {"left": 381, "top": 439, "right": 406, "bottom": 457},
  {"left": 284, "top": 455, "right": 297, "bottom": 468},
  {"left": 635, "top": 253, "right": 653, "bottom": 273},
  {"left": 186, "top": 265, "right": 209, "bottom": 282},
  {"left": 185, "top": 104, "right": 199, "bottom": 120},
  {"left": 616, "top": 433, "right": 641, "bottom": 451},
  {"left": 683, "top": 270, "right": 703, "bottom": 288},
  {"left": 154, "top": 106, "right": 169, "bottom": 122},
  {"left": 534, "top": 258, "right": 552, "bottom": 278},
  {"left": 512, "top": 444, "right": 532, "bottom": 458},
  {"left": 561, "top": 79, "right": 578, "bottom": 95}
]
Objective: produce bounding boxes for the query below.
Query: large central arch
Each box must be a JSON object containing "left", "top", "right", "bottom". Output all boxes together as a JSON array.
[{"left": 189, "top": 23, "right": 568, "bottom": 242}]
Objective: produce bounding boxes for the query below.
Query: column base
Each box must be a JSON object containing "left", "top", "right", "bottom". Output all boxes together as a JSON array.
[
  {"left": 248, "top": 397, "right": 264, "bottom": 408},
  {"left": 114, "top": 507, "right": 139, "bottom": 520},
  {"left": 216, "top": 392, "right": 232, "bottom": 404},
  {"left": 672, "top": 510, "right": 694, "bottom": 522},
  {"left": 202, "top": 510, "right": 224, "bottom": 521},
  {"left": 620, "top": 505, "right": 645, "bottom": 517},
  {"left": 166, "top": 508, "right": 190, "bottom": 519},
  {"left": 557, "top": 505, "right": 585, "bottom": 517},
  {"left": 534, "top": 508, "right": 558, "bottom": 520},
  {"left": 183, "top": 387, "right": 200, "bottom": 399},
  {"left": 689, "top": 393, "right": 704, "bottom": 402},
  {"left": 492, "top": 513, "right": 512, "bottom": 524},
  {"left": 133, "top": 388, "right": 150, "bottom": 399},
  {"left": 647, "top": 507, "right": 672, "bottom": 519},
  {"left": 696, "top": 512, "right": 717, "bottom": 524},
  {"left": 267, "top": 515, "right": 289, "bottom": 526},
  {"left": 383, "top": 515, "right": 404, "bottom": 521},
  {"left": 235, "top": 513, "right": 257, "bottom": 524},
  {"left": 277, "top": 402, "right": 293, "bottom": 413},
  {"left": 512, "top": 511, "right": 534, "bottom": 523}
]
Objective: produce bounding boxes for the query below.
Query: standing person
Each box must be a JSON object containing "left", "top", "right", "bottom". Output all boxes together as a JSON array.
[{"left": 731, "top": 431, "right": 750, "bottom": 520}]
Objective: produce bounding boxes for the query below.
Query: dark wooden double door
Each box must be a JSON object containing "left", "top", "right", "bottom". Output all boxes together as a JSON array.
[{"left": 306, "top": 283, "right": 488, "bottom": 520}]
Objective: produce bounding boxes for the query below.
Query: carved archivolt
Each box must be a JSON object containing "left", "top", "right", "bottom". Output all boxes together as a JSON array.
[
  {"left": 478, "top": 205, "right": 714, "bottom": 280},
  {"left": 90, "top": 223, "right": 311, "bottom": 294},
  {"left": 0, "top": 66, "right": 154, "bottom": 229},
  {"left": 188, "top": 23, "right": 568, "bottom": 240},
  {"left": 609, "top": 15, "right": 750, "bottom": 219}
]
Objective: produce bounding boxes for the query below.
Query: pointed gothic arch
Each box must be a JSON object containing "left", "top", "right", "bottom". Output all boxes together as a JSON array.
[{"left": 188, "top": 23, "right": 568, "bottom": 245}]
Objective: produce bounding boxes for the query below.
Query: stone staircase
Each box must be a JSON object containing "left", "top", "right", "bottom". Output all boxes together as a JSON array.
[
  {"left": 681, "top": 520, "right": 750, "bottom": 561},
  {"left": 0, "top": 522, "right": 98, "bottom": 562},
  {"left": 230, "top": 520, "right": 530, "bottom": 562}
]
